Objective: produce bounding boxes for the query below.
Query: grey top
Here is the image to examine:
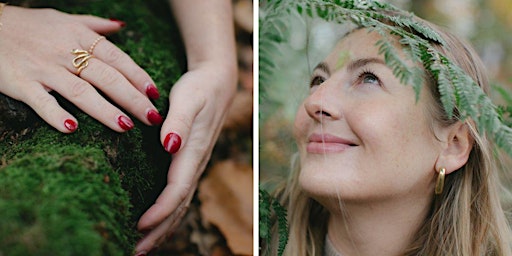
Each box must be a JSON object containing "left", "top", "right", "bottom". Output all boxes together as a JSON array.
[{"left": 324, "top": 235, "right": 342, "bottom": 256}]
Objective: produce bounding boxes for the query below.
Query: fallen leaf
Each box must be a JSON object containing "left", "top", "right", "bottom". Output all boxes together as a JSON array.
[{"left": 199, "top": 160, "right": 253, "bottom": 255}]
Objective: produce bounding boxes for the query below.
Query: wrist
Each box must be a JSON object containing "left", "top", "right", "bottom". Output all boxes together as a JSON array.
[{"left": 189, "top": 59, "right": 238, "bottom": 78}]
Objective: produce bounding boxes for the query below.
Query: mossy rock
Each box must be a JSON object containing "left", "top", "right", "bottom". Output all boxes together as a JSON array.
[{"left": 0, "top": 0, "right": 185, "bottom": 255}]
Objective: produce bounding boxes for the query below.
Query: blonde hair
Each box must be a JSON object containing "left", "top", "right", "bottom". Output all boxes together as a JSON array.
[
  {"left": 264, "top": 14, "right": 512, "bottom": 256},
  {"left": 404, "top": 18, "right": 512, "bottom": 256}
]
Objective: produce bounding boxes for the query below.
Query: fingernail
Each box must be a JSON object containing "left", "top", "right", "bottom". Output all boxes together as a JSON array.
[
  {"left": 109, "top": 18, "right": 126, "bottom": 27},
  {"left": 118, "top": 115, "right": 134, "bottom": 131},
  {"left": 64, "top": 119, "right": 78, "bottom": 132},
  {"left": 135, "top": 252, "right": 147, "bottom": 256},
  {"left": 147, "top": 109, "right": 163, "bottom": 125},
  {"left": 145, "top": 83, "right": 160, "bottom": 100},
  {"left": 163, "top": 132, "right": 181, "bottom": 154}
]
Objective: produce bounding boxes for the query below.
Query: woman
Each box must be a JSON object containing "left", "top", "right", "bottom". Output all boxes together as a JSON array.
[{"left": 263, "top": 5, "right": 512, "bottom": 256}]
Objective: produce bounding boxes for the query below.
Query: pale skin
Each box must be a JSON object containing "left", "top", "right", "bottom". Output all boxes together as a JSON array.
[
  {"left": 0, "top": 6, "right": 160, "bottom": 132},
  {"left": 294, "top": 29, "right": 473, "bottom": 255}
]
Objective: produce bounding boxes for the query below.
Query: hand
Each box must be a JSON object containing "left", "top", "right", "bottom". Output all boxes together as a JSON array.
[
  {"left": 134, "top": 62, "right": 237, "bottom": 253},
  {"left": 0, "top": 6, "right": 163, "bottom": 133}
]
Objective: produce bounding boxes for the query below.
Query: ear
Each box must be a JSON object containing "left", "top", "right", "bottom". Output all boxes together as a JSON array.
[{"left": 435, "top": 121, "right": 474, "bottom": 175}]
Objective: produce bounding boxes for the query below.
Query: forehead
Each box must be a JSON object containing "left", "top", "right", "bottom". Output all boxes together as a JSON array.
[{"left": 325, "top": 29, "right": 384, "bottom": 64}]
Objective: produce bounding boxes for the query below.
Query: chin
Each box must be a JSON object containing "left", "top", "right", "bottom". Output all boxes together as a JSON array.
[
  {"left": 299, "top": 171, "right": 383, "bottom": 207},
  {"left": 300, "top": 170, "right": 352, "bottom": 197}
]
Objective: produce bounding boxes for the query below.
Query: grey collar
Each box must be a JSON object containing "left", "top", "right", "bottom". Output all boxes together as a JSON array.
[{"left": 324, "top": 235, "right": 343, "bottom": 256}]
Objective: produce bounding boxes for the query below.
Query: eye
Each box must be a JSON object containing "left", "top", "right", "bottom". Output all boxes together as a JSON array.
[
  {"left": 357, "top": 71, "right": 381, "bottom": 86},
  {"left": 309, "top": 75, "right": 326, "bottom": 88}
]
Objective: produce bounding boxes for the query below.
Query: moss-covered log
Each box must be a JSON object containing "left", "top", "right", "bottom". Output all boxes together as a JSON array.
[{"left": 0, "top": 0, "right": 185, "bottom": 255}]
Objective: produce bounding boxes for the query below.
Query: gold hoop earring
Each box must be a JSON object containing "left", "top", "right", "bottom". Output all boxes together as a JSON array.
[{"left": 435, "top": 167, "right": 446, "bottom": 195}]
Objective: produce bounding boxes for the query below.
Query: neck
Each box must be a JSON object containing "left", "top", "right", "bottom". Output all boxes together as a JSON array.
[{"left": 326, "top": 195, "right": 432, "bottom": 256}]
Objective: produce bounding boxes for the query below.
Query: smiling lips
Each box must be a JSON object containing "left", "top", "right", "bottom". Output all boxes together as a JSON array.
[{"left": 307, "top": 133, "right": 357, "bottom": 153}]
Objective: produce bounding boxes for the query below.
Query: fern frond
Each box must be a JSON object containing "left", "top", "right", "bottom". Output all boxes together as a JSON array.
[
  {"left": 259, "top": 187, "right": 289, "bottom": 256},
  {"left": 259, "top": 188, "right": 273, "bottom": 253},
  {"left": 425, "top": 49, "right": 456, "bottom": 118},
  {"left": 259, "top": 0, "right": 293, "bottom": 99},
  {"left": 494, "top": 84, "right": 512, "bottom": 105},
  {"left": 272, "top": 199, "right": 289, "bottom": 256},
  {"left": 375, "top": 37, "right": 413, "bottom": 86}
]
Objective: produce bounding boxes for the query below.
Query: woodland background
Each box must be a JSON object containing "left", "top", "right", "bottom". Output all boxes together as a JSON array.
[{"left": 260, "top": 0, "right": 512, "bottom": 186}]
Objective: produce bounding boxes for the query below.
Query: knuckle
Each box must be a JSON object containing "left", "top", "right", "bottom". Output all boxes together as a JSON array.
[
  {"left": 31, "top": 93, "right": 57, "bottom": 111},
  {"left": 178, "top": 184, "right": 192, "bottom": 201},
  {"left": 174, "top": 115, "right": 194, "bottom": 131},
  {"left": 103, "top": 46, "right": 124, "bottom": 64},
  {"left": 97, "top": 67, "right": 121, "bottom": 87},
  {"left": 170, "top": 183, "right": 193, "bottom": 203},
  {"left": 68, "top": 80, "right": 91, "bottom": 99},
  {"left": 126, "top": 90, "right": 143, "bottom": 103}
]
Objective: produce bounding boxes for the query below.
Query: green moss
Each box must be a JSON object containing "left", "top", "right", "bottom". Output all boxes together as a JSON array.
[
  {"left": 0, "top": 146, "right": 130, "bottom": 256},
  {"left": 0, "top": 0, "right": 185, "bottom": 254}
]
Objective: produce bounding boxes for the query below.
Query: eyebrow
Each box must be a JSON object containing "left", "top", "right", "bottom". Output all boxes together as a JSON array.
[
  {"left": 347, "top": 58, "right": 386, "bottom": 71},
  {"left": 313, "top": 62, "right": 330, "bottom": 76},
  {"left": 313, "top": 57, "right": 386, "bottom": 74}
]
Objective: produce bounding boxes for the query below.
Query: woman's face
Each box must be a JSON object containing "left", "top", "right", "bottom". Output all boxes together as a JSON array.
[{"left": 294, "top": 29, "right": 443, "bottom": 206}]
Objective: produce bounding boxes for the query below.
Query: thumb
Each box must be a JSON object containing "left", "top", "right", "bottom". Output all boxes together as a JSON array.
[
  {"left": 69, "top": 14, "right": 125, "bottom": 35},
  {"left": 161, "top": 93, "right": 202, "bottom": 154}
]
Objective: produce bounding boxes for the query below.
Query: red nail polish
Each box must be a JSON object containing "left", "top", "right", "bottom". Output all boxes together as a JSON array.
[
  {"left": 145, "top": 84, "right": 160, "bottom": 100},
  {"left": 147, "top": 109, "right": 163, "bottom": 125},
  {"left": 109, "top": 18, "right": 126, "bottom": 27},
  {"left": 64, "top": 119, "right": 77, "bottom": 132},
  {"left": 163, "top": 133, "right": 182, "bottom": 154},
  {"left": 118, "top": 115, "right": 134, "bottom": 131}
]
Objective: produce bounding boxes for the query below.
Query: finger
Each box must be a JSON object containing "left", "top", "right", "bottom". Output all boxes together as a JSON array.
[
  {"left": 137, "top": 146, "right": 203, "bottom": 229},
  {"left": 41, "top": 68, "right": 135, "bottom": 132},
  {"left": 19, "top": 82, "right": 78, "bottom": 133},
  {"left": 159, "top": 90, "right": 204, "bottom": 154},
  {"left": 76, "top": 58, "right": 162, "bottom": 126},
  {"left": 135, "top": 199, "right": 190, "bottom": 255},
  {"left": 87, "top": 36, "right": 160, "bottom": 100},
  {"left": 69, "top": 14, "right": 124, "bottom": 35}
]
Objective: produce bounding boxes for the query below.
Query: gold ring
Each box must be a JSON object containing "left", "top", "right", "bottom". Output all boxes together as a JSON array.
[
  {"left": 71, "top": 49, "right": 93, "bottom": 75},
  {"left": 70, "top": 36, "right": 105, "bottom": 75},
  {"left": 88, "top": 36, "right": 105, "bottom": 54}
]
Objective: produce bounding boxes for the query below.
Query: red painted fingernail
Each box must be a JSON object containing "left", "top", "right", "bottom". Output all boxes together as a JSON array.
[
  {"left": 163, "top": 132, "right": 181, "bottom": 154},
  {"left": 147, "top": 109, "right": 163, "bottom": 125},
  {"left": 145, "top": 83, "right": 160, "bottom": 100},
  {"left": 117, "top": 115, "right": 134, "bottom": 131},
  {"left": 109, "top": 18, "right": 126, "bottom": 27},
  {"left": 64, "top": 119, "right": 77, "bottom": 132}
]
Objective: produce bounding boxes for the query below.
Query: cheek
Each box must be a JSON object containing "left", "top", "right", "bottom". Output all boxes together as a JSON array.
[
  {"left": 293, "top": 105, "right": 309, "bottom": 142},
  {"left": 353, "top": 103, "right": 435, "bottom": 164}
]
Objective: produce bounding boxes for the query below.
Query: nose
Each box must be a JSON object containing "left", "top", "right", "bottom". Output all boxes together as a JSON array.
[{"left": 304, "top": 82, "right": 343, "bottom": 122}]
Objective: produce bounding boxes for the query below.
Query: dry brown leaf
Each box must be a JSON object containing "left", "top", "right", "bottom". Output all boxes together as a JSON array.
[{"left": 199, "top": 160, "right": 253, "bottom": 255}]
